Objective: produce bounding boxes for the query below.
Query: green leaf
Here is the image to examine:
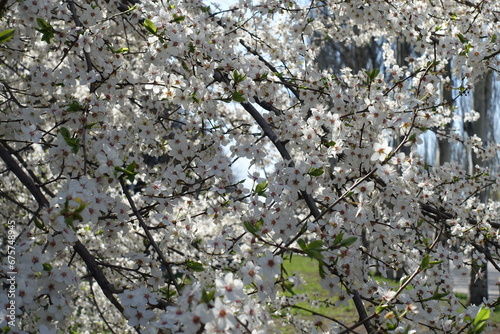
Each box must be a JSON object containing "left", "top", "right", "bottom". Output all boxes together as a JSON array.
[
  {"left": 420, "top": 254, "right": 430, "bottom": 270},
  {"left": 200, "top": 5, "right": 211, "bottom": 13},
  {"left": 36, "top": 18, "right": 50, "bottom": 30},
  {"left": 172, "top": 15, "right": 185, "bottom": 23},
  {"left": 143, "top": 19, "right": 157, "bottom": 34},
  {"left": 185, "top": 260, "right": 204, "bottom": 272},
  {"left": 34, "top": 218, "right": 46, "bottom": 230},
  {"left": 324, "top": 140, "right": 336, "bottom": 147},
  {"left": 114, "top": 161, "right": 138, "bottom": 182},
  {"left": 297, "top": 239, "right": 325, "bottom": 259},
  {"left": 457, "top": 33, "right": 469, "bottom": 44},
  {"left": 0, "top": 29, "right": 15, "bottom": 43},
  {"left": 66, "top": 100, "right": 84, "bottom": 113},
  {"left": 59, "top": 127, "right": 80, "bottom": 154},
  {"left": 60, "top": 127, "right": 71, "bottom": 139},
  {"left": 201, "top": 289, "right": 215, "bottom": 304},
  {"left": 491, "top": 34, "right": 497, "bottom": 43},
  {"left": 365, "top": 68, "right": 380, "bottom": 81},
  {"left": 307, "top": 240, "right": 324, "bottom": 250},
  {"left": 42, "top": 263, "right": 53, "bottom": 272},
  {"left": 254, "top": 181, "right": 268, "bottom": 197},
  {"left": 282, "top": 280, "right": 296, "bottom": 295},
  {"left": 339, "top": 236, "right": 357, "bottom": 247},
  {"left": 468, "top": 305, "right": 490, "bottom": 334},
  {"left": 318, "top": 261, "right": 326, "bottom": 279},
  {"left": 308, "top": 167, "right": 324, "bottom": 177},
  {"left": 408, "top": 133, "right": 417, "bottom": 142},
  {"left": 375, "top": 304, "right": 388, "bottom": 314},
  {"left": 85, "top": 122, "right": 98, "bottom": 129},
  {"left": 231, "top": 91, "right": 246, "bottom": 102},
  {"left": 297, "top": 239, "right": 307, "bottom": 250},
  {"left": 244, "top": 220, "right": 261, "bottom": 235},
  {"left": 232, "top": 70, "right": 247, "bottom": 83},
  {"left": 473, "top": 305, "right": 490, "bottom": 330},
  {"left": 114, "top": 47, "right": 129, "bottom": 54},
  {"left": 190, "top": 92, "right": 200, "bottom": 103},
  {"left": 333, "top": 232, "right": 344, "bottom": 245},
  {"left": 460, "top": 42, "right": 472, "bottom": 56},
  {"left": 431, "top": 291, "right": 450, "bottom": 301},
  {"left": 36, "top": 18, "right": 55, "bottom": 44}
]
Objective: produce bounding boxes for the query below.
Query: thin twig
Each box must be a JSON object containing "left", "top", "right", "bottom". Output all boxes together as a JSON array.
[{"left": 119, "top": 177, "right": 180, "bottom": 293}]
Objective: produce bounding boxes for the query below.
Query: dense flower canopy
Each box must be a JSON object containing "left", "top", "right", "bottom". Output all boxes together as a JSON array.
[{"left": 0, "top": 0, "right": 499, "bottom": 333}]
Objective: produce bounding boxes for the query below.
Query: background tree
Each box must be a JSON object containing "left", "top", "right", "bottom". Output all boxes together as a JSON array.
[
  {"left": 0, "top": 1, "right": 499, "bottom": 333},
  {"left": 315, "top": 1, "right": 500, "bottom": 305}
]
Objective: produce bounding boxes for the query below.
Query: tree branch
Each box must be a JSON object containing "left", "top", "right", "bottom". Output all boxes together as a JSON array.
[
  {"left": 0, "top": 140, "right": 126, "bottom": 318},
  {"left": 0, "top": 141, "right": 49, "bottom": 208},
  {"left": 119, "top": 177, "right": 181, "bottom": 293}
]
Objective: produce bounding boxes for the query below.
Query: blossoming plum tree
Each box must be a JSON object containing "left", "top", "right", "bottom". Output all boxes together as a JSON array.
[{"left": 1, "top": 0, "right": 499, "bottom": 333}]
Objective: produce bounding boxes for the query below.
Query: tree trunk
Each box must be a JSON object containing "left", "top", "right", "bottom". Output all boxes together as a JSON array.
[
  {"left": 467, "top": 71, "right": 493, "bottom": 305},
  {"left": 436, "top": 63, "right": 454, "bottom": 166}
]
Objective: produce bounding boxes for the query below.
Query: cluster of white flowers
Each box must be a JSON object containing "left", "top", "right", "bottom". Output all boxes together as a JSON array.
[{"left": 0, "top": 0, "right": 499, "bottom": 333}]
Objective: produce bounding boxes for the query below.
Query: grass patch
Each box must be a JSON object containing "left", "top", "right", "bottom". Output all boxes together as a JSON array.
[
  {"left": 279, "top": 255, "right": 362, "bottom": 333},
  {"left": 278, "top": 255, "right": 500, "bottom": 333}
]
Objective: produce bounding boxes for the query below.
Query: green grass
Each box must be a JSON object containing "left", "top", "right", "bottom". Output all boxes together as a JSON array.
[
  {"left": 279, "top": 255, "right": 500, "bottom": 333},
  {"left": 279, "top": 255, "right": 361, "bottom": 333}
]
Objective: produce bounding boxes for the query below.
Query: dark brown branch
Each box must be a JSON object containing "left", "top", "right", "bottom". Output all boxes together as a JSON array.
[
  {"left": 119, "top": 177, "right": 180, "bottom": 293},
  {"left": 66, "top": 0, "right": 93, "bottom": 74},
  {"left": 74, "top": 240, "right": 124, "bottom": 310},
  {"left": 240, "top": 101, "right": 321, "bottom": 218},
  {"left": 239, "top": 100, "right": 372, "bottom": 331},
  {"left": 0, "top": 141, "right": 126, "bottom": 317},
  {"left": 0, "top": 141, "right": 49, "bottom": 208},
  {"left": 352, "top": 289, "right": 373, "bottom": 333},
  {"left": 239, "top": 39, "right": 301, "bottom": 100}
]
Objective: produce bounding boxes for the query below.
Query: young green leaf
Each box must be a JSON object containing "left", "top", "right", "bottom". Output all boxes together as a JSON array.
[
  {"left": 42, "top": 263, "right": 53, "bottom": 272},
  {"left": 143, "top": 19, "right": 157, "bottom": 34},
  {"left": 115, "top": 161, "right": 138, "bottom": 182},
  {"left": 457, "top": 33, "right": 469, "bottom": 44},
  {"left": 308, "top": 167, "right": 324, "bottom": 177},
  {"left": 365, "top": 68, "right": 380, "bottom": 81},
  {"left": 244, "top": 221, "right": 260, "bottom": 235},
  {"left": 297, "top": 238, "right": 307, "bottom": 250},
  {"left": 201, "top": 289, "right": 215, "bottom": 304},
  {"left": 59, "top": 127, "right": 80, "bottom": 154},
  {"left": 324, "top": 140, "right": 336, "bottom": 147},
  {"left": 307, "top": 240, "right": 324, "bottom": 250},
  {"left": 172, "top": 15, "right": 185, "bottom": 23},
  {"left": 420, "top": 254, "right": 430, "bottom": 270},
  {"left": 36, "top": 18, "right": 55, "bottom": 44},
  {"left": 114, "top": 47, "right": 129, "bottom": 54},
  {"left": 231, "top": 91, "right": 246, "bottom": 102},
  {"left": 318, "top": 261, "right": 326, "bottom": 279},
  {"left": 66, "top": 100, "right": 84, "bottom": 113},
  {"left": 185, "top": 260, "right": 204, "bottom": 272},
  {"left": 339, "top": 236, "right": 357, "bottom": 247},
  {"left": 254, "top": 181, "right": 268, "bottom": 197},
  {"left": 0, "top": 28, "right": 14, "bottom": 43}
]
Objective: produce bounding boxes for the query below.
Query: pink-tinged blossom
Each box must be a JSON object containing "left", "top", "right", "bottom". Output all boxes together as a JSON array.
[
  {"left": 209, "top": 297, "right": 237, "bottom": 332},
  {"left": 257, "top": 251, "right": 283, "bottom": 279},
  {"left": 216, "top": 272, "right": 246, "bottom": 302},
  {"left": 240, "top": 261, "right": 261, "bottom": 285},
  {"left": 124, "top": 305, "right": 155, "bottom": 327},
  {"left": 371, "top": 141, "right": 392, "bottom": 161}
]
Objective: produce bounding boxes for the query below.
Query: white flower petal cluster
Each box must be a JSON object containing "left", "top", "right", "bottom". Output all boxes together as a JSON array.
[{"left": 0, "top": 0, "right": 499, "bottom": 333}]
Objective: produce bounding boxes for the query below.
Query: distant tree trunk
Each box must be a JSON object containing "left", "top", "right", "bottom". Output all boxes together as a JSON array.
[
  {"left": 436, "top": 63, "right": 454, "bottom": 166},
  {"left": 467, "top": 71, "right": 493, "bottom": 305}
]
